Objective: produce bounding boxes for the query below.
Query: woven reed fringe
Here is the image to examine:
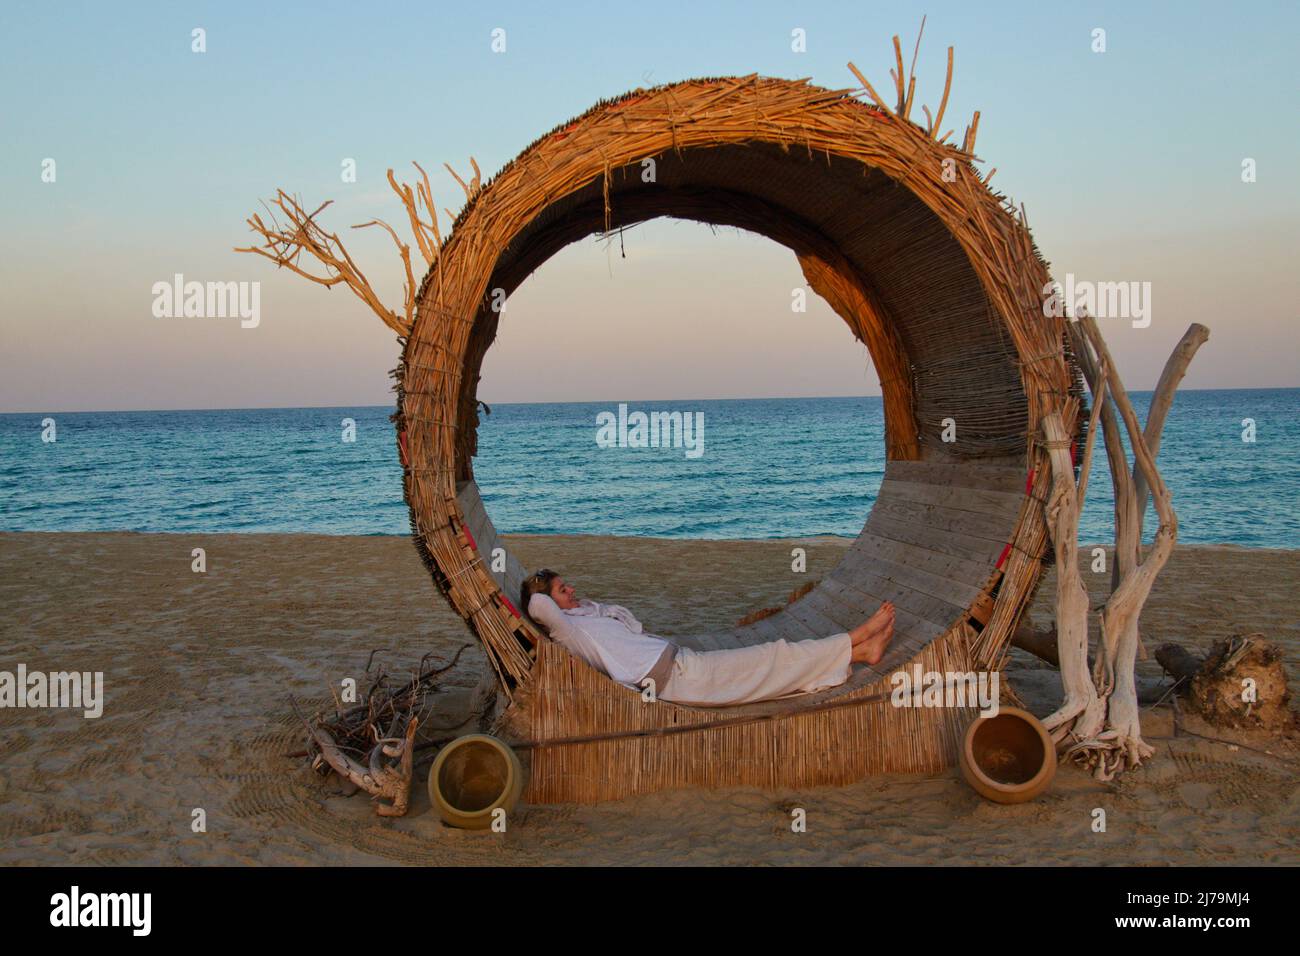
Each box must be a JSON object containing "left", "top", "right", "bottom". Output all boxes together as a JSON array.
[{"left": 502, "top": 626, "right": 979, "bottom": 803}]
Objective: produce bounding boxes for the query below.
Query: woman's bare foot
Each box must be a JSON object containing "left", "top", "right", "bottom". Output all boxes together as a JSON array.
[
  {"left": 849, "top": 602, "right": 894, "bottom": 646},
  {"left": 851, "top": 616, "right": 895, "bottom": 665},
  {"left": 847, "top": 603, "right": 895, "bottom": 665}
]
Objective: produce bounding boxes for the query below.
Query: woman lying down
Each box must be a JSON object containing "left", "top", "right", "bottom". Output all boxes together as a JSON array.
[{"left": 521, "top": 569, "right": 895, "bottom": 707}]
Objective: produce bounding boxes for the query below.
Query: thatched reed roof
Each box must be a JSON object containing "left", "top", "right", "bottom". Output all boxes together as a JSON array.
[
  {"left": 388, "top": 66, "right": 1084, "bottom": 798},
  {"left": 397, "top": 71, "right": 1076, "bottom": 656}
]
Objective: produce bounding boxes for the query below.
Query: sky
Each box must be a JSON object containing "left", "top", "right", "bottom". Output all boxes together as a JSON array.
[{"left": 1, "top": 0, "right": 1297, "bottom": 412}]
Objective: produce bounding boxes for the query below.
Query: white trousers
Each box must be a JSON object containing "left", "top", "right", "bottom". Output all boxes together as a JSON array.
[{"left": 659, "top": 632, "right": 852, "bottom": 706}]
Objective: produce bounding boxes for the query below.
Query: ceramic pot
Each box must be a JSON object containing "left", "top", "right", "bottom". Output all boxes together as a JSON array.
[
  {"left": 427, "top": 734, "right": 525, "bottom": 829},
  {"left": 959, "top": 707, "right": 1056, "bottom": 804}
]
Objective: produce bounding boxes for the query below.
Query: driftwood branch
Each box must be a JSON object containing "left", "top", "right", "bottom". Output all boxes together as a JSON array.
[
  {"left": 1131, "top": 324, "right": 1211, "bottom": 543},
  {"left": 1040, "top": 348, "right": 1107, "bottom": 739},
  {"left": 294, "top": 645, "right": 470, "bottom": 817},
  {"left": 1040, "top": 405, "right": 1107, "bottom": 742},
  {"left": 235, "top": 161, "right": 474, "bottom": 338},
  {"left": 1038, "top": 314, "right": 1207, "bottom": 780},
  {"left": 1067, "top": 321, "right": 1137, "bottom": 604},
  {"left": 304, "top": 709, "right": 419, "bottom": 817},
  {"left": 1062, "top": 313, "right": 1182, "bottom": 777}
]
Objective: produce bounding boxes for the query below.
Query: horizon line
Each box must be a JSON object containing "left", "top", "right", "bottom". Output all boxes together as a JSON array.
[{"left": 1, "top": 385, "right": 1296, "bottom": 418}]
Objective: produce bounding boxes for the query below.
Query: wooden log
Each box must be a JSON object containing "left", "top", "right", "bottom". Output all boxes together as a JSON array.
[
  {"left": 1153, "top": 641, "right": 1203, "bottom": 686},
  {"left": 1012, "top": 622, "right": 1060, "bottom": 667}
]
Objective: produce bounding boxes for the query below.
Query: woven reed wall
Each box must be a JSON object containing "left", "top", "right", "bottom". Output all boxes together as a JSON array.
[
  {"left": 506, "top": 623, "right": 981, "bottom": 803},
  {"left": 393, "top": 73, "right": 1081, "bottom": 797}
]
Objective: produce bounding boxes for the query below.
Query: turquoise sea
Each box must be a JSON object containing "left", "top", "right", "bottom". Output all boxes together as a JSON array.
[{"left": 1, "top": 390, "right": 1296, "bottom": 548}]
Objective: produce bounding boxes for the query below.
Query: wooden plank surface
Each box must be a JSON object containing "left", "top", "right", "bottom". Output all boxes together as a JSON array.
[
  {"left": 884, "top": 459, "right": 1026, "bottom": 491},
  {"left": 793, "top": 587, "right": 862, "bottom": 634},
  {"left": 877, "top": 477, "right": 1025, "bottom": 518},
  {"left": 848, "top": 530, "right": 997, "bottom": 588},
  {"left": 780, "top": 592, "right": 853, "bottom": 641},
  {"left": 821, "top": 564, "right": 956, "bottom": 632},
  {"left": 834, "top": 545, "right": 984, "bottom": 609},
  {"left": 866, "top": 493, "right": 1018, "bottom": 542},
  {"left": 690, "top": 629, "right": 742, "bottom": 651},
  {"left": 734, "top": 612, "right": 783, "bottom": 648},
  {"left": 823, "top": 563, "right": 965, "bottom": 632},
  {"left": 815, "top": 580, "right": 943, "bottom": 674},
  {"left": 864, "top": 512, "right": 1006, "bottom": 564}
]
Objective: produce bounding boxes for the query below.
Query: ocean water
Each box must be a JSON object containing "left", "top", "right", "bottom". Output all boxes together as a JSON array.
[{"left": 1, "top": 390, "right": 1296, "bottom": 548}]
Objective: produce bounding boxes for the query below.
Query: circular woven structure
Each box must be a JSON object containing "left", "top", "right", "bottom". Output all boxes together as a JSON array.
[{"left": 393, "top": 73, "right": 1081, "bottom": 797}]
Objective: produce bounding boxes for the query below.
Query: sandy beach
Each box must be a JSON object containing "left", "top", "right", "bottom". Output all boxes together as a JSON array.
[{"left": 0, "top": 531, "right": 1296, "bottom": 866}]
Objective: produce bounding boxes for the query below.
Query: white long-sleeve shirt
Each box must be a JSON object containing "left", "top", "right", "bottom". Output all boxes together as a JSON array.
[{"left": 527, "top": 593, "right": 674, "bottom": 689}]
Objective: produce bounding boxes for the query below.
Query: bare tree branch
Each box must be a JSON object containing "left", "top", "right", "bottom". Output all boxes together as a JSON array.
[{"left": 235, "top": 161, "right": 473, "bottom": 337}]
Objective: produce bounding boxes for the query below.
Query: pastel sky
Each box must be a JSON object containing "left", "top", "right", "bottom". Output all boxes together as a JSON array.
[{"left": 2, "top": 0, "right": 1296, "bottom": 412}]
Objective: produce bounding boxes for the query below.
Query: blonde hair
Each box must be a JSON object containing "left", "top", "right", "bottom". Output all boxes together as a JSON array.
[{"left": 520, "top": 569, "right": 559, "bottom": 625}]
